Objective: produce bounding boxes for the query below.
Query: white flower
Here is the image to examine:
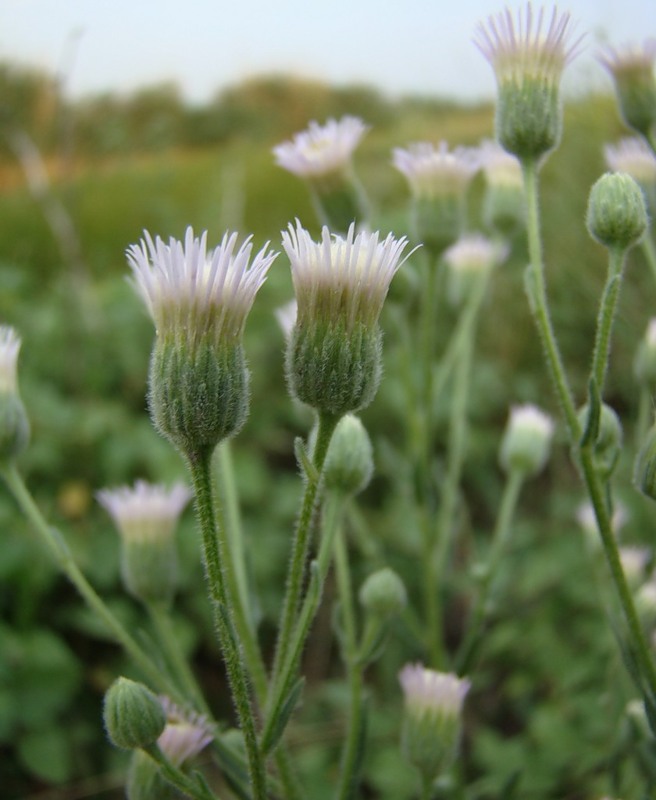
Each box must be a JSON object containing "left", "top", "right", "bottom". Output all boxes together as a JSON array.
[
  {"left": 273, "top": 116, "right": 368, "bottom": 178},
  {"left": 399, "top": 663, "right": 470, "bottom": 719},
  {"left": 0, "top": 326, "right": 21, "bottom": 394},
  {"left": 478, "top": 139, "right": 524, "bottom": 188},
  {"left": 392, "top": 141, "right": 480, "bottom": 199},
  {"left": 282, "top": 220, "right": 411, "bottom": 329},
  {"left": 443, "top": 234, "right": 508, "bottom": 275},
  {"left": 97, "top": 480, "right": 191, "bottom": 544},
  {"left": 500, "top": 403, "right": 555, "bottom": 476},
  {"left": 127, "top": 227, "right": 277, "bottom": 345},
  {"left": 158, "top": 697, "right": 213, "bottom": 767},
  {"left": 474, "top": 3, "right": 583, "bottom": 85},
  {"left": 604, "top": 137, "right": 656, "bottom": 185}
]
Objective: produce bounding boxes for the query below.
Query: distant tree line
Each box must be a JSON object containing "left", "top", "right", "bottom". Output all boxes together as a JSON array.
[{"left": 0, "top": 61, "right": 467, "bottom": 161}]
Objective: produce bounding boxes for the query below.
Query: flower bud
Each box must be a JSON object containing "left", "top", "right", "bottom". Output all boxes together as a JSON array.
[
  {"left": 634, "top": 422, "right": 656, "bottom": 503},
  {"left": 479, "top": 140, "right": 525, "bottom": 236},
  {"left": 103, "top": 677, "right": 166, "bottom": 751},
  {"left": 323, "top": 414, "right": 374, "bottom": 495},
  {"left": 0, "top": 327, "right": 30, "bottom": 463},
  {"left": 578, "top": 402, "right": 623, "bottom": 481},
  {"left": 586, "top": 172, "right": 648, "bottom": 251},
  {"left": 359, "top": 567, "right": 407, "bottom": 621},
  {"left": 399, "top": 664, "right": 470, "bottom": 782},
  {"left": 499, "top": 404, "right": 555, "bottom": 477}
]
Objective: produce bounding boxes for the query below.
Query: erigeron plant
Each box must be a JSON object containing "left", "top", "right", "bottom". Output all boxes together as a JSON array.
[{"left": 2, "top": 4, "right": 656, "bottom": 800}]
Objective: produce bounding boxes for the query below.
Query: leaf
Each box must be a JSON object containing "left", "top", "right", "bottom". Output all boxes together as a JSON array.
[
  {"left": 580, "top": 377, "right": 601, "bottom": 449},
  {"left": 261, "top": 676, "right": 305, "bottom": 756}
]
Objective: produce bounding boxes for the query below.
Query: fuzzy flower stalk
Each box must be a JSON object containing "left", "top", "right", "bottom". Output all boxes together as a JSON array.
[
  {"left": 127, "top": 227, "right": 277, "bottom": 461},
  {"left": 599, "top": 40, "right": 656, "bottom": 146},
  {"left": 97, "top": 481, "right": 191, "bottom": 606},
  {"left": 0, "top": 326, "right": 29, "bottom": 463},
  {"left": 392, "top": 141, "right": 479, "bottom": 257},
  {"left": 273, "top": 116, "right": 369, "bottom": 232},
  {"left": 474, "top": 4, "right": 583, "bottom": 162},
  {"left": 282, "top": 220, "right": 410, "bottom": 418},
  {"left": 399, "top": 664, "right": 470, "bottom": 785}
]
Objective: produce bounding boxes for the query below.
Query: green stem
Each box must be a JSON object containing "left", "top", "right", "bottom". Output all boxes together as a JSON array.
[
  {"left": 590, "top": 247, "right": 625, "bottom": 395},
  {"left": 145, "top": 744, "right": 218, "bottom": 800},
  {"left": 269, "top": 412, "right": 340, "bottom": 699},
  {"left": 426, "top": 272, "right": 488, "bottom": 668},
  {"left": 147, "top": 602, "right": 209, "bottom": 716},
  {"left": 640, "top": 234, "right": 656, "bottom": 286},
  {"left": 333, "top": 525, "right": 364, "bottom": 800},
  {"left": 455, "top": 469, "right": 525, "bottom": 674},
  {"left": 420, "top": 774, "right": 434, "bottom": 800},
  {"left": 0, "top": 462, "right": 181, "bottom": 698},
  {"left": 186, "top": 450, "right": 267, "bottom": 800},
  {"left": 521, "top": 158, "right": 580, "bottom": 440}
]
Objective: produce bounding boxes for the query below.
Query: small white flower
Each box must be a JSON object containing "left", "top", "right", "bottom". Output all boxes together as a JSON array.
[
  {"left": 282, "top": 220, "right": 411, "bottom": 329},
  {"left": 598, "top": 39, "right": 656, "bottom": 79},
  {"left": 399, "top": 663, "right": 470, "bottom": 719},
  {"left": 158, "top": 697, "right": 213, "bottom": 767},
  {"left": 478, "top": 139, "right": 524, "bottom": 188},
  {"left": 474, "top": 3, "right": 583, "bottom": 85},
  {"left": 0, "top": 326, "right": 21, "bottom": 394},
  {"left": 273, "top": 116, "right": 368, "bottom": 179},
  {"left": 392, "top": 141, "right": 480, "bottom": 199},
  {"left": 500, "top": 403, "right": 555, "bottom": 476},
  {"left": 127, "top": 227, "right": 277, "bottom": 345},
  {"left": 444, "top": 234, "right": 508, "bottom": 275},
  {"left": 604, "top": 137, "right": 656, "bottom": 185},
  {"left": 97, "top": 480, "right": 191, "bottom": 544}
]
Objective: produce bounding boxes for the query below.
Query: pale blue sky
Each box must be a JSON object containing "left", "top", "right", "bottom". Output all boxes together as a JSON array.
[{"left": 1, "top": 1, "right": 653, "bottom": 103}]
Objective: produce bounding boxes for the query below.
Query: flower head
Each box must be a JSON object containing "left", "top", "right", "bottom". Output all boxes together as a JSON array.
[
  {"left": 475, "top": 4, "right": 583, "bottom": 160},
  {"left": 98, "top": 480, "right": 191, "bottom": 604},
  {"left": 399, "top": 663, "right": 470, "bottom": 781},
  {"left": 127, "top": 228, "right": 277, "bottom": 455},
  {"left": 599, "top": 40, "right": 656, "bottom": 138},
  {"left": 443, "top": 233, "right": 507, "bottom": 305},
  {"left": 479, "top": 139, "right": 523, "bottom": 188},
  {"left": 273, "top": 116, "right": 368, "bottom": 179},
  {"left": 281, "top": 220, "right": 411, "bottom": 415},
  {"left": 157, "top": 697, "right": 213, "bottom": 767},
  {"left": 605, "top": 137, "right": 656, "bottom": 183},
  {"left": 128, "top": 227, "right": 276, "bottom": 348},
  {"left": 499, "top": 403, "right": 555, "bottom": 477}
]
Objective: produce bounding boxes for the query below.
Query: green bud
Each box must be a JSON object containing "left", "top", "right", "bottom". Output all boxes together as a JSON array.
[
  {"left": 127, "top": 750, "right": 181, "bottom": 800},
  {"left": 103, "top": 677, "right": 166, "bottom": 751},
  {"left": 287, "top": 322, "right": 382, "bottom": 417},
  {"left": 586, "top": 172, "right": 648, "bottom": 251},
  {"left": 359, "top": 567, "right": 407, "bottom": 620},
  {"left": 579, "top": 402, "right": 623, "bottom": 481},
  {"left": 634, "top": 422, "right": 656, "bottom": 502},
  {"left": 149, "top": 338, "right": 249, "bottom": 459},
  {"left": 323, "top": 414, "right": 374, "bottom": 495},
  {"left": 499, "top": 404, "right": 555, "bottom": 478}
]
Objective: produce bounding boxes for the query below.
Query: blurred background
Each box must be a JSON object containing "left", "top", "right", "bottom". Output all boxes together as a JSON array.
[{"left": 1, "top": 1, "right": 656, "bottom": 799}]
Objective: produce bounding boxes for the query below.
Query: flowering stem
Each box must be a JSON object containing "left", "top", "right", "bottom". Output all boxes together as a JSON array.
[
  {"left": 269, "top": 412, "right": 340, "bottom": 703},
  {"left": 186, "top": 449, "right": 267, "bottom": 800},
  {"left": 455, "top": 468, "right": 524, "bottom": 674},
  {"left": 426, "top": 271, "right": 488, "bottom": 668},
  {"left": 590, "top": 246, "right": 626, "bottom": 395},
  {"left": 333, "top": 522, "right": 365, "bottom": 800},
  {"left": 521, "top": 158, "right": 579, "bottom": 440}
]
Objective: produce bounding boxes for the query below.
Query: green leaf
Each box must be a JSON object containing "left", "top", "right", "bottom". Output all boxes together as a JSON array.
[{"left": 261, "top": 676, "right": 305, "bottom": 756}]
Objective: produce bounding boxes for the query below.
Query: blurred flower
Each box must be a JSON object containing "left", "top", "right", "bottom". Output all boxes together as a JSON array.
[
  {"left": 127, "top": 227, "right": 277, "bottom": 455},
  {"left": 605, "top": 137, "right": 656, "bottom": 183},
  {"left": 158, "top": 697, "right": 213, "bottom": 767},
  {"left": 0, "top": 325, "right": 29, "bottom": 461},
  {"left": 474, "top": 4, "right": 583, "bottom": 160},
  {"left": 576, "top": 500, "right": 628, "bottom": 553},
  {"left": 499, "top": 403, "right": 555, "bottom": 477},
  {"left": 282, "top": 220, "right": 411, "bottom": 415},
  {"left": 443, "top": 233, "right": 507, "bottom": 305},
  {"left": 273, "top": 116, "right": 368, "bottom": 179},
  {"left": 618, "top": 545, "right": 650, "bottom": 587},
  {"left": 598, "top": 39, "right": 656, "bottom": 139},
  {"left": 478, "top": 139, "right": 525, "bottom": 234},
  {"left": 97, "top": 480, "right": 191, "bottom": 605},
  {"left": 0, "top": 326, "right": 21, "bottom": 394}
]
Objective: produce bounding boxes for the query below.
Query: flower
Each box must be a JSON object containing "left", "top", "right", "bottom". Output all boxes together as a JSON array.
[
  {"left": 127, "top": 227, "right": 277, "bottom": 455},
  {"left": 399, "top": 663, "right": 470, "bottom": 781},
  {"left": 598, "top": 39, "right": 656, "bottom": 138},
  {"left": 0, "top": 325, "right": 29, "bottom": 461},
  {"left": 273, "top": 116, "right": 368, "bottom": 179},
  {"left": 282, "top": 221, "right": 411, "bottom": 415},
  {"left": 443, "top": 233, "right": 507, "bottom": 305},
  {"left": 98, "top": 481, "right": 191, "bottom": 604},
  {"left": 478, "top": 139, "right": 523, "bottom": 188},
  {"left": 474, "top": 4, "right": 583, "bottom": 160},
  {"left": 478, "top": 139, "right": 526, "bottom": 233},
  {"left": 392, "top": 142, "right": 480, "bottom": 199},
  {"left": 157, "top": 697, "right": 213, "bottom": 767},
  {"left": 605, "top": 137, "right": 656, "bottom": 183},
  {"left": 499, "top": 403, "right": 555, "bottom": 477}
]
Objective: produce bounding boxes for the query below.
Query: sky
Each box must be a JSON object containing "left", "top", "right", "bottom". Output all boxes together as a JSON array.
[{"left": 1, "top": 0, "right": 653, "bottom": 105}]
